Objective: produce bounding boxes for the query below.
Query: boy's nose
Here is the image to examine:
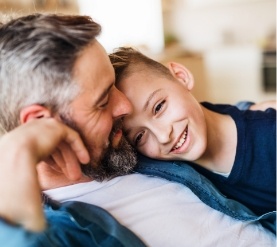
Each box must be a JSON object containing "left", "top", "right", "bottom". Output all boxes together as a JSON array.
[
  {"left": 152, "top": 123, "right": 173, "bottom": 144},
  {"left": 112, "top": 87, "right": 133, "bottom": 119}
]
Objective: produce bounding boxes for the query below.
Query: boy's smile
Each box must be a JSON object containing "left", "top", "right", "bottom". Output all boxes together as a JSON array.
[{"left": 171, "top": 125, "right": 189, "bottom": 152}]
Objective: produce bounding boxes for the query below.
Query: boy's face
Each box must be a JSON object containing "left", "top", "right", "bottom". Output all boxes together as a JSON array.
[{"left": 117, "top": 70, "right": 208, "bottom": 162}]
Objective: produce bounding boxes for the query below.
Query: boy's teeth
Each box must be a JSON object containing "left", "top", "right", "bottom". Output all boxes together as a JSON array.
[{"left": 173, "top": 128, "right": 187, "bottom": 150}]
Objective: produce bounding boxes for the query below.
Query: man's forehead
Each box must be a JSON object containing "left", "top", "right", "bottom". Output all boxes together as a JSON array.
[{"left": 72, "top": 41, "right": 115, "bottom": 96}]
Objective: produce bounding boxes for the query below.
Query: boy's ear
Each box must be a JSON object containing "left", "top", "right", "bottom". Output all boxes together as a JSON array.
[
  {"left": 167, "top": 62, "right": 194, "bottom": 91},
  {"left": 20, "top": 105, "right": 52, "bottom": 124}
]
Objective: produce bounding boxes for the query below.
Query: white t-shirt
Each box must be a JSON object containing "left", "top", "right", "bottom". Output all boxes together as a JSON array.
[{"left": 45, "top": 174, "right": 275, "bottom": 247}]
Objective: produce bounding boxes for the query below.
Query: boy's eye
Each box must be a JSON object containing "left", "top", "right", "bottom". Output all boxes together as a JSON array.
[
  {"left": 134, "top": 131, "right": 145, "bottom": 146},
  {"left": 154, "top": 100, "right": 165, "bottom": 115}
]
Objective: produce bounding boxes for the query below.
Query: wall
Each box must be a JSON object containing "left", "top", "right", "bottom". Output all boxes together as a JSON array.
[
  {"left": 162, "top": 0, "right": 276, "bottom": 103},
  {"left": 166, "top": 0, "right": 275, "bottom": 52},
  {"left": 0, "top": 0, "right": 79, "bottom": 15}
]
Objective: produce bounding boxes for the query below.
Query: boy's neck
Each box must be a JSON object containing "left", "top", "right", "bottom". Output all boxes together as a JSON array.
[{"left": 196, "top": 105, "right": 237, "bottom": 174}]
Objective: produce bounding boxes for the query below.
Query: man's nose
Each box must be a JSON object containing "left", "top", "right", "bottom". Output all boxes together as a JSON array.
[
  {"left": 152, "top": 122, "right": 173, "bottom": 144},
  {"left": 112, "top": 87, "right": 133, "bottom": 119}
]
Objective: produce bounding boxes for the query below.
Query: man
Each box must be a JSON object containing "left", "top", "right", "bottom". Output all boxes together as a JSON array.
[
  {"left": 0, "top": 13, "right": 275, "bottom": 247},
  {"left": 0, "top": 13, "right": 141, "bottom": 246}
]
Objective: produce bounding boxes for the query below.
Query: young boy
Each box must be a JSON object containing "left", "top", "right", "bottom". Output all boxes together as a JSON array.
[{"left": 109, "top": 47, "right": 276, "bottom": 217}]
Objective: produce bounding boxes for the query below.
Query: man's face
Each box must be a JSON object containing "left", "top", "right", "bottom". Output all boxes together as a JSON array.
[
  {"left": 117, "top": 70, "right": 207, "bottom": 163},
  {"left": 64, "top": 41, "right": 137, "bottom": 181}
]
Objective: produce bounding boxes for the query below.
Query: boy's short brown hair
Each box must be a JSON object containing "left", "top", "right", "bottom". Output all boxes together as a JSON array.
[{"left": 109, "top": 47, "right": 173, "bottom": 84}]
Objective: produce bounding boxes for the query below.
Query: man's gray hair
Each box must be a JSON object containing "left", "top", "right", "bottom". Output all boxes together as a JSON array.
[{"left": 0, "top": 13, "right": 101, "bottom": 132}]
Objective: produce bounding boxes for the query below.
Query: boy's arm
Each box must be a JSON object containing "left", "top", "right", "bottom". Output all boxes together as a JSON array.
[
  {"left": 0, "top": 118, "right": 89, "bottom": 232},
  {"left": 249, "top": 100, "right": 276, "bottom": 111},
  {"left": 236, "top": 100, "right": 276, "bottom": 111}
]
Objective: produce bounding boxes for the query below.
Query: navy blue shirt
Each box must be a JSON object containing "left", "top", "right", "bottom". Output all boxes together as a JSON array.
[{"left": 189, "top": 102, "right": 276, "bottom": 216}]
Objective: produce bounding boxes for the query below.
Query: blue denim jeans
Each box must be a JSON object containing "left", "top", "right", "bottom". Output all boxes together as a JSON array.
[{"left": 135, "top": 155, "right": 276, "bottom": 234}]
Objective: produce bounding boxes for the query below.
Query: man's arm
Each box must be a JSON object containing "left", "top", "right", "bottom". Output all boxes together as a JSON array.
[{"left": 0, "top": 118, "right": 89, "bottom": 232}]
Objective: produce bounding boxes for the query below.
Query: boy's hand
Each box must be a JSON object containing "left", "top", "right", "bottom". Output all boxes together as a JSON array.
[
  {"left": 0, "top": 118, "right": 89, "bottom": 232},
  {"left": 250, "top": 100, "right": 276, "bottom": 111}
]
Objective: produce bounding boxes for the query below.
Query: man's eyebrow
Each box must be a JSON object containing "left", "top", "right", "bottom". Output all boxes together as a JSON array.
[
  {"left": 143, "top": 89, "right": 162, "bottom": 111},
  {"left": 95, "top": 83, "right": 114, "bottom": 105}
]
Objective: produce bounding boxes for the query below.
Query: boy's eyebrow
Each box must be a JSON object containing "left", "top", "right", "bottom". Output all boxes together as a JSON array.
[{"left": 143, "top": 89, "right": 162, "bottom": 111}]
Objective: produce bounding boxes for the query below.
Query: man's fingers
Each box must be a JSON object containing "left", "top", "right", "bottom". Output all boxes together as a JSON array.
[
  {"left": 30, "top": 118, "right": 89, "bottom": 180},
  {"left": 58, "top": 142, "right": 83, "bottom": 181},
  {"left": 0, "top": 118, "right": 90, "bottom": 232},
  {"left": 50, "top": 149, "right": 66, "bottom": 173},
  {"left": 62, "top": 127, "right": 90, "bottom": 165},
  {"left": 26, "top": 118, "right": 90, "bottom": 166}
]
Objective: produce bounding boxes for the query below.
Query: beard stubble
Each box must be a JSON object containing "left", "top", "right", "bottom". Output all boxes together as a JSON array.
[{"left": 60, "top": 114, "right": 137, "bottom": 181}]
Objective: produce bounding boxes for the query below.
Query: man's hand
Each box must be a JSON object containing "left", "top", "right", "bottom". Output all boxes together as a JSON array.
[{"left": 0, "top": 118, "right": 89, "bottom": 232}]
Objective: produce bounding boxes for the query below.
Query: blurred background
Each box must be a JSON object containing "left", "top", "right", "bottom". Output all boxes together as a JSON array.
[{"left": 0, "top": 0, "right": 275, "bottom": 104}]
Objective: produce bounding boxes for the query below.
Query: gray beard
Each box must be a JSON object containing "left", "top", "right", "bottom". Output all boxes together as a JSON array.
[
  {"left": 80, "top": 135, "right": 137, "bottom": 181},
  {"left": 60, "top": 114, "right": 137, "bottom": 181}
]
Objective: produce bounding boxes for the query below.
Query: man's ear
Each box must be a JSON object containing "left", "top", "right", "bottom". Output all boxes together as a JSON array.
[
  {"left": 167, "top": 62, "right": 194, "bottom": 91},
  {"left": 20, "top": 105, "right": 52, "bottom": 124}
]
